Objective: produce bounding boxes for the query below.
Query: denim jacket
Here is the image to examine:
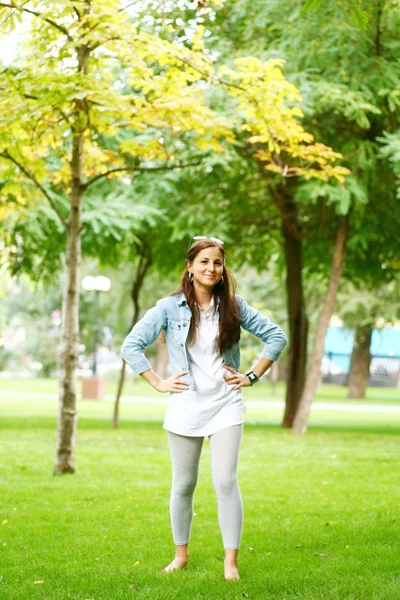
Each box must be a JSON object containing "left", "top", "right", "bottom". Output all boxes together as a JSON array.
[{"left": 121, "top": 292, "right": 287, "bottom": 391}]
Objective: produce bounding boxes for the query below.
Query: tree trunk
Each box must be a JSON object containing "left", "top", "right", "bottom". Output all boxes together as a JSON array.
[
  {"left": 113, "top": 244, "right": 152, "bottom": 428},
  {"left": 282, "top": 230, "right": 308, "bottom": 427},
  {"left": 272, "top": 185, "right": 308, "bottom": 427},
  {"left": 347, "top": 325, "right": 373, "bottom": 399},
  {"left": 54, "top": 27, "right": 90, "bottom": 473},
  {"left": 292, "top": 216, "right": 349, "bottom": 434},
  {"left": 54, "top": 139, "right": 83, "bottom": 474}
]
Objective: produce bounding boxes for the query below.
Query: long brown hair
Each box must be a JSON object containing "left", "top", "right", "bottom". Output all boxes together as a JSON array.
[{"left": 171, "top": 239, "right": 241, "bottom": 354}]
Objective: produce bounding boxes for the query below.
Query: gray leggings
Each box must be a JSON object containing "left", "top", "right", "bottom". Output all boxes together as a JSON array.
[{"left": 167, "top": 424, "right": 243, "bottom": 550}]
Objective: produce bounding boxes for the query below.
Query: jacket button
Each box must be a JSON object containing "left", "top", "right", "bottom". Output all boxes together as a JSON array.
[{"left": 180, "top": 343, "right": 184, "bottom": 347}]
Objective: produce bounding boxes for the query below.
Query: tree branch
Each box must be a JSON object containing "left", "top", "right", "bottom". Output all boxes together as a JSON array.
[
  {"left": 118, "top": 2, "right": 140, "bottom": 12},
  {"left": 175, "top": 54, "right": 246, "bottom": 92},
  {"left": 0, "top": 151, "right": 68, "bottom": 229},
  {"left": 82, "top": 160, "right": 204, "bottom": 190},
  {"left": 89, "top": 36, "right": 121, "bottom": 52},
  {"left": 70, "top": 2, "right": 81, "bottom": 19},
  {"left": 0, "top": 2, "right": 73, "bottom": 40}
]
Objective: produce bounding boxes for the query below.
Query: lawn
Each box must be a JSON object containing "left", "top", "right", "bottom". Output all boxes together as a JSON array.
[{"left": 0, "top": 383, "right": 399, "bottom": 599}]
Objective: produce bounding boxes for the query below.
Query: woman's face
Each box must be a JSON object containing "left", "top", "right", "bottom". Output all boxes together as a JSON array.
[{"left": 188, "top": 247, "right": 224, "bottom": 289}]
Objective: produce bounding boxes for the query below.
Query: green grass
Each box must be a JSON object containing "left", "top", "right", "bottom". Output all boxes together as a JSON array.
[
  {"left": 1, "top": 419, "right": 400, "bottom": 599},
  {"left": 1, "top": 383, "right": 400, "bottom": 599}
]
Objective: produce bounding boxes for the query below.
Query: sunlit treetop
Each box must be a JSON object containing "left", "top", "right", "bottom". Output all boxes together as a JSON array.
[
  {"left": 0, "top": 0, "right": 348, "bottom": 224},
  {"left": 218, "top": 57, "right": 350, "bottom": 183}
]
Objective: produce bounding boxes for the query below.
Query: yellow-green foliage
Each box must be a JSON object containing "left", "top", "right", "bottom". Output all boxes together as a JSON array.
[{"left": 0, "top": 1, "right": 349, "bottom": 222}]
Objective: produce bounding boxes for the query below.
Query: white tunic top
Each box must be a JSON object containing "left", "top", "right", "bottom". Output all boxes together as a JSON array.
[{"left": 163, "top": 296, "right": 244, "bottom": 437}]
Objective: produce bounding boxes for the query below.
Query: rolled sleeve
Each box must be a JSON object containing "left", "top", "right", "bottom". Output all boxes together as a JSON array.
[
  {"left": 237, "top": 295, "right": 287, "bottom": 361},
  {"left": 121, "top": 304, "right": 166, "bottom": 375}
]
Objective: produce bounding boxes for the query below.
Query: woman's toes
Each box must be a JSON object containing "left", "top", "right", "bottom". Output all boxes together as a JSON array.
[
  {"left": 224, "top": 564, "right": 240, "bottom": 581},
  {"left": 161, "top": 558, "right": 188, "bottom": 573}
]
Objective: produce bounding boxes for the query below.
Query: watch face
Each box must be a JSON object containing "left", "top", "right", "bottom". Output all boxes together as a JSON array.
[{"left": 246, "top": 371, "right": 256, "bottom": 383}]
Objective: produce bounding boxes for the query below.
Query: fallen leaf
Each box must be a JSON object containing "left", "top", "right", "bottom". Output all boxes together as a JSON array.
[
  {"left": 346, "top": 545, "right": 350, "bottom": 549},
  {"left": 133, "top": 561, "right": 140, "bottom": 567},
  {"left": 94, "top": 557, "right": 100, "bottom": 561},
  {"left": 2, "top": 520, "right": 8, "bottom": 526},
  {"left": 129, "top": 584, "right": 138, "bottom": 589},
  {"left": 314, "top": 553, "right": 328, "bottom": 558},
  {"left": 265, "top": 552, "right": 272, "bottom": 556},
  {"left": 325, "top": 522, "right": 336, "bottom": 526},
  {"left": 34, "top": 581, "right": 44, "bottom": 584},
  {"left": 331, "top": 454, "right": 337, "bottom": 460},
  {"left": 248, "top": 546, "right": 255, "bottom": 552}
]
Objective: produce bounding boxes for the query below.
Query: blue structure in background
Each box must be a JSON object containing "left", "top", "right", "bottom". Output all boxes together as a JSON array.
[
  {"left": 324, "top": 326, "right": 400, "bottom": 384},
  {"left": 325, "top": 327, "right": 354, "bottom": 372}
]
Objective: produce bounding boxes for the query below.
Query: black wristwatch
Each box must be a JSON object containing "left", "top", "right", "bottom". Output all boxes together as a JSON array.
[{"left": 245, "top": 369, "right": 259, "bottom": 386}]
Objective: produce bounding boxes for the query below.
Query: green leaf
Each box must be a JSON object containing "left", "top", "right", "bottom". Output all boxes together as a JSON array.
[{"left": 301, "top": 0, "right": 323, "bottom": 12}]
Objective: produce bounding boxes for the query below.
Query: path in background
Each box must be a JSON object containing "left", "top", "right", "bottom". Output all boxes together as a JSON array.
[{"left": 3, "top": 389, "right": 400, "bottom": 413}]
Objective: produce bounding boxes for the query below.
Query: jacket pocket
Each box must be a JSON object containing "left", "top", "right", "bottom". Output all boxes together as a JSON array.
[{"left": 167, "top": 318, "right": 182, "bottom": 342}]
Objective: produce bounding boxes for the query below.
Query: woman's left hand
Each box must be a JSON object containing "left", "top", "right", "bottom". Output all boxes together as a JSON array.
[{"left": 223, "top": 365, "right": 251, "bottom": 390}]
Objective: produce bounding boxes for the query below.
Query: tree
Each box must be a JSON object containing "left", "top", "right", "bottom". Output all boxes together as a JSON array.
[
  {"left": 335, "top": 280, "right": 400, "bottom": 399},
  {"left": 292, "top": 215, "right": 349, "bottom": 433},
  {"left": 0, "top": 0, "right": 232, "bottom": 473},
  {"left": 347, "top": 325, "right": 373, "bottom": 399},
  {"left": 112, "top": 235, "right": 152, "bottom": 429},
  {"left": 207, "top": 0, "right": 400, "bottom": 428},
  {"left": 215, "top": 51, "right": 349, "bottom": 429}
]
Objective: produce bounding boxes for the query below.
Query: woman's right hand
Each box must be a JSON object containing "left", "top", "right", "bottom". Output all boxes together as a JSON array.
[{"left": 154, "top": 371, "right": 190, "bottom": 393}]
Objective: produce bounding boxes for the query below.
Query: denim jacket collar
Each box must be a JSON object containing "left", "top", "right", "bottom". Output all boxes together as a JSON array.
[
  {"left": 176, "top": 291, "right": 220, "bottom": 312},
  {"left": 177, "top": 292, "right": 187, "bottom": 306}
]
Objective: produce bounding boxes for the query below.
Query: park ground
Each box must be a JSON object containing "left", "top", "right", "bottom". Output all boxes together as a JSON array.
[{"left": 1, "top": 379, "right": 399, "bottom": 600}]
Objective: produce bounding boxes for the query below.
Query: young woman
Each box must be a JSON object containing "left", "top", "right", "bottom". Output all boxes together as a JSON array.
[{"left": 121, "top": 237, "right": 287, "bottom": 580}]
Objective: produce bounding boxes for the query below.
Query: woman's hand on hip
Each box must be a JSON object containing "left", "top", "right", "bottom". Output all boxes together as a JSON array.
[
  {"left": 154, "top": 371, "right": 190, "bottom": 393},
  {"left": 223, "top": 365, "right": 251, "bottom": 390}
]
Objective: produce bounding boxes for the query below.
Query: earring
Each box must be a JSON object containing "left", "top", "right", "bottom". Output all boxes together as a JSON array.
[
  {"left": 219, "top": 275, "right": 224, "bottom": 285},
  {"left": 188, "top": 272, "right": 193, "bottom": 283}
]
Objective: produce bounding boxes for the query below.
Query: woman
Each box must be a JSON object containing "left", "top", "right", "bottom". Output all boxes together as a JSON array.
[{"left": 121, "top": 236, "right": 287, "bottom": 580}]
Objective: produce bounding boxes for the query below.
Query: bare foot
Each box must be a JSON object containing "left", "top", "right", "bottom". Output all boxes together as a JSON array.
[
  {"left": 224, "top": 562, "right": 240, "bottom": 581},
  {"left": 161, "top": 557, "right": 188, "bottom": 573}
]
